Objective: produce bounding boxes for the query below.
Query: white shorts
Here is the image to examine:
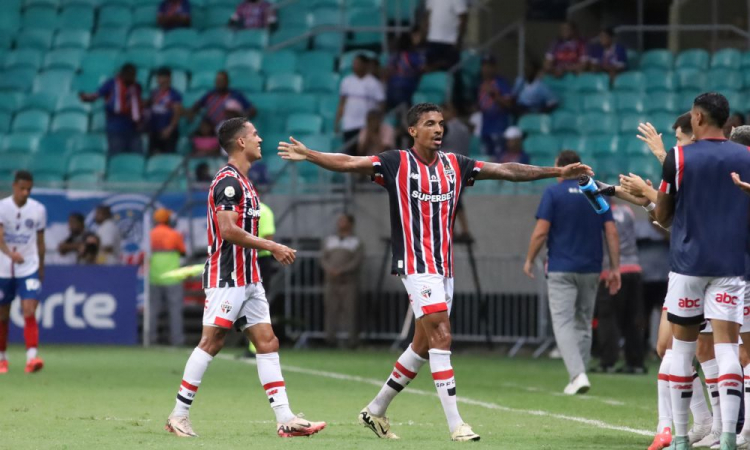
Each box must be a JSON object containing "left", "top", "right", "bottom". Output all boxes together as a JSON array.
[
  {"left": 665, "top": 272, "right": 745, "bottom": 326},
  {"left": 203, "top": 283, "right": 271, "bottom": 331},
  {"left": 400, "top": 273, "right": 454, "bottom": 320},
  {"left": 706, "top": 287, "right": 750, "bottom": 334}
]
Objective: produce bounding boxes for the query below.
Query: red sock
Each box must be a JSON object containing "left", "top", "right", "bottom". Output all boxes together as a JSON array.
[
  {"left": 0, "top": 320, "right": 8, "bottom": 352},
  {"left": 24, "top": 316, "right": 38, "bottom": 350}
]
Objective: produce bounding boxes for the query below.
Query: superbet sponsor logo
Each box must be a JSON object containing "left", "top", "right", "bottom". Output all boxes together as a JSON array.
[
  {"left": 678, "top": 298, "right": 700, "bottom": 308},
  {"left": 673, "top": 384, "right": 693, "bottom": 390},
  {"left": 715, "top": 292, "right": 739, "bottom": 306}
]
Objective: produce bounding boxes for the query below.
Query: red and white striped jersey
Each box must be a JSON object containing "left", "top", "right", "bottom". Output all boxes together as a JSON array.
[
  {"left": 203, "top": 164, "right": 262, "bottom": 288},
  {"left": 371, "top": 149, "right": 483, "bottom": 277}
]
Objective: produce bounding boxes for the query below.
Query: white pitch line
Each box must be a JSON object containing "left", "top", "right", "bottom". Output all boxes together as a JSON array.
[
  {"left": 216, "top": 354, "right": 653, "bottom": 437},
  {"left": 499, "top": 382, "right": 635, "bottom": 408}
]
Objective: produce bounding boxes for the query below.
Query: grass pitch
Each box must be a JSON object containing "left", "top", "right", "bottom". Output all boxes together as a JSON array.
[{"left": 1, "top": 345, "right": 660, "bottom": 449}]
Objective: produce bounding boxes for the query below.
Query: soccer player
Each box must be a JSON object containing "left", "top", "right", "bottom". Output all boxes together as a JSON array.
[
  {"left": 165, "top": 117, "right": 326, "bottom": 438},
  {"left": 653, "top": 93, "right": 750, "bottom": 450},
  {"left": 0, "top": 171, "right": 46, "bottom": 374},
  {"left": 277, "top": 103, "right": 593, "bottom": 441}
]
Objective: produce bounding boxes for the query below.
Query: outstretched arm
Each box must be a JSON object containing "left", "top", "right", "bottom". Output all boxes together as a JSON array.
[
  {"left": 475, "top": 162, "right": 593, "bottom": 182},
  {"left": 278, "top": 137, "right": 374, "bottom": 175}
]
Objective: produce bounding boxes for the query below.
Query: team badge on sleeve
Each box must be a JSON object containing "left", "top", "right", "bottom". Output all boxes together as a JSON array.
[{"left": 224, "top": 186, "right": 235, "bottom": 198}]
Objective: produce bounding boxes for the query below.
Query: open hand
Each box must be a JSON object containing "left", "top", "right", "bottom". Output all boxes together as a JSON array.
[
  {"left": 9, "top": 251, "right": 24, "bottom": 264},
  {"left": 636, "top": 122, "right": 667, "bottom": 162},
  {"left": 619, "top": 173, "right": 649, "bottom": 197},
  {"left": 523, "top": 260, "right": 535, "bottom": 279},
  {"left": 560, "top": 162, "right": 594, "bottom": 179},
  {"left": 732, "top": 172, "right": 750, "bottom": 195},
  {"left": 278, "top": 137, "right": 310, "bottom": 162},
  {"left": 272, "top": 244, "right": 297, "bottom": 266}
]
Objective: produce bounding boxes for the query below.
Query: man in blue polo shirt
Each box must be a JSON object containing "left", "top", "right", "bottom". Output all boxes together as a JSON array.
[
  {"left": 147, "top": 67, "right": 182, "bottom": 154},
  {"left": 524, "top": 150, "right": 621, "bottom": 395}
]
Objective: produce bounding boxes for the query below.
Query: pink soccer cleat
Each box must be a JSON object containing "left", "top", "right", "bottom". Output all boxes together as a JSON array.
[
  {"left": 277, "top": 414, "right": 326, "bottom": 438},
  {"left": 0, "top": 360, "right": 7, "bottom": 374},
  {"left": 25, "top": 357, "right": 43, "bottom": 373},
  {"left": 648, "top": 427, "right": 672, "bottom": 450}
]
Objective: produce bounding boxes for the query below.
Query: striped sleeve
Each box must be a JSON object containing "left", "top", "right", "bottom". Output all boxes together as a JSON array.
[
  {"left": 658, "top": 147, "right": 678, "bottom": 195},
  {"left": 455, "top": 154, "right": 484, "bottom": 186},
  {"left": 370, "top": 150, "right": 401, "bottom": 187},
  {"left": 213, "top": 176, "right": 244, "bottom": 212}
]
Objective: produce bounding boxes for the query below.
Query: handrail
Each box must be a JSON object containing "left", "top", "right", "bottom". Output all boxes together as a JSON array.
[{"left": 566, "top": 0, "right": 606, "bottom": 18}]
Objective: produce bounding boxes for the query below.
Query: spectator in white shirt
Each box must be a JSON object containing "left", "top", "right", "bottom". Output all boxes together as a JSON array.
[
  {"left": 423, "top": 0, "right": 468, "bottom": 70},
  {"left": 336, "top": 54, "right": 385, "bottom": 155},
  {"left": 93, "top": 205, "right": 121, "bottom": 265}
]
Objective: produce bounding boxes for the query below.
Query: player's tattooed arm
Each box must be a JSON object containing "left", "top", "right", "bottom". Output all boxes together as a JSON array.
[
  {"left": 475, "top": 162, "right": 593, "bottom": 181},
  {"left": 277, "top": 137, "right": 375, "bottom": 175},
  {"left": 216, "top": 211, "right": 296, "bottom": 265}
]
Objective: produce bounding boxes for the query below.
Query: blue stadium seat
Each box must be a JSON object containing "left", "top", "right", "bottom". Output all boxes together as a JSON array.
[
  {"left": 162, "top": 28, "right": 198, "bottom": 50},
  {"left": 614, "top": 92, "right": 645, "bottom": 113},
  {"left": 72, "top": 134, "right": 108, "bottom": 154},
  {"left": 297, "top": 50, "right": 336, "bottom": 72},
  {"left": 133, "top": 4, "right": 159, "bottom": 27},
  {"left": 108, "top": 172, "right": 146, "bottom": 183},
  {"left": 12, "top": 110, "right": 50, "bottom": 133},
  {"left": 303, "top": 72, "right": 339, "bottom": 93},
  {"left": 347, "top": 9, "right": 381, "bottom": 46},
  {"left": 517, "top": 114, "right": 551, "bottom": 135},
  {"left": 579, "top": 113, "right": 617, "bottom": 135},
  {"left": 67, "top": 152, "right": 107, "bottom": 177},
  {"left": 99, "top": 5, "right": 133, "bottom": 28},
  {"left": 582, "top": 93, "right": 614, "bottom": 113},
  {"left": 146, "top": 154, "right": 183, "bottom": 176},
  {"left": 742, "top": 51, "right": 750, "bottom": 70},
  {"left": 675, "top": 49, "right": 709, "bottom": 70},
  {"left": 387, "top": 0, "right": 417, "bottom": 23},
  {"left": 230, "top": 71, "right": 264, "bottom": 92},
  {"left": 43, "top": 48, "right": 84, "bottom": 71},
  {"left": 233, "top": 29, "right": 268, "bottom": 49},
  {"left": 711, "top": 48, "right": 742, "bottom": 70},
  {"left": 19, "top": 92, "right": 57, "bottom": 112},
  {"left": 612, "top": 71, "right": 645, "bottom": 92},
  {"left": 127, "top": 28, "right": 164, "bottom": 50},
  {"left": 60, "top": 4, "right": 95, "bottom": 30},
  {"left": 551, "top": 110, "right": 577, "bottom": 133},
  {"left": 266, "top": 73, "right": 303, "bottom": 93},
  {"left": 317, "top": 94, "right": 338, "bottom": 131},
  {"left": 190, "top": 71, "right": 216, "bottom": 90},
  {"left": 51, "top": 111, "right": 88, "bottom": 134},
  {"left": 0, "top": 68, "right": 36, "bottom": 92},
  {"left": 300, "top": 133, "right": 333, "bottom": 152},
  {"left": 38, "top": 132, "right": 74, "bottom": 155},
  {"left": 56, "top": 93, "right": 92, "bottom": 114},
  {"left": 270, "top": 30, "right": 309, "bottom": 52},
  {"left": 416, "top": 72, "right": 451, "bottom": 104},
  {"left": 675, "top": 68, "right": 706, "bottom": 91},
  {"left": 33, "top": 69, "right": 75, "bottom": 94},
  {"left": 22, "top": 6, "right": 59, "bottom": 30},
  {"left": 109, "top": 154, "right": 145, "bottom": 176},
  {"left": 92, "top": 28, "right": 128, "bottom": 49},
  {"left": 587, "top": 135, "right": 619, "bottom": 156},
  {"left": 198, "top": 27, "right": 234, "bottom": 50},
  {"left": 54, "top": 29, "right": 91, "bottom": 49},
  {"left": 72, "top": 72, "right": 106, "bottom": 92},
  {"left": 707, "top": 69, "right": 743, "bottom": 91},
  {"left": 646, "top": 92, "right": 678, "bottom": 114},
  {"left": 25, "top": 0, "right": 60, "bottom": 7},
  {"left": 524, "top": 135, "right": 559, "bottom": 158},
  {"left": 226, "top": 49, "right": 262, "bottom": 71},
  {"left": 573, "top": 73, "right": 609, "bottom": 93},
  {"left": 155, "top": 48, "right": 191, "bottom": 71},
  {"left": 286, "top": 112, "right": 323, "bottom": 135},
  {"left": 558, "top": 92, "right": 581, "bottom": 113},
  {"left": 625, "top": 138, "right": 652, "bottom": 156},
  {"left": 639, "top": 49, "right": 673, "bottom": 70},
  {"left": 121, "top": 48, "right": 157, "bottom": 71},
  {"left": 313, "top": 32, "right": 343, "bottom": 51},
  {"left": 644, "top": 70, "right": 676, "bottom": 92},
  {"left": 310, "top": 7, "right": 342, "bottom": 27},
  {"left": 67, "top": 172, "right": 102, "bottom": 189},
  {"left": 4, "top": 49, "right": 43, "bottom": 70},
  {"left": 619, "top": 114, "right": 647, "bottom": 134},
  {"left": 0, "top": 93, "right": 23, "bottom": 113},
  {"left": 722, "top": 91, "right": 744, "bottom": 112},
  {"left": 205, "top": 6, "right": 234, "bottom": 28},
  {"left": 188, "top": 49, "right": 227, "bottom": 74},
  {"left": 277, "top": 7, "right": 310, "bottom": 28},
  {"left": 90, "top": 111, "right": 106, "bottom": 132},
  {"left": 649, "top": 113, "right": 675, "bottom": 134},
  {"left": 15, "top": 28, "right": 54, "bottom": 50},
  {"left": 0, "top": 112, "right": 10, "bottom": 133},
  {"left": 2, "top": 133, "right": 42, "bottom": 153},
  {"left": 262, "top": 51, "right": 298, "bottom": 75},
  {"left": 28, "top": 153, "right": 67, "bottom": 177}
]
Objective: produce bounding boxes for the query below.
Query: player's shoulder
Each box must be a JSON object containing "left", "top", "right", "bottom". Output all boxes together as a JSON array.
[{"left": 26, "top": 197, "right": 46, "bottom": 213}]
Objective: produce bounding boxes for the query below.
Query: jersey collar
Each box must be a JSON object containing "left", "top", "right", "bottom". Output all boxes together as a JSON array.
[{"left": 409, "top": 148, "right": 439, "bottom": 166}]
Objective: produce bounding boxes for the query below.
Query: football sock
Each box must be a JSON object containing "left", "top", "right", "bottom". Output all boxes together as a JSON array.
[
  {"left": 368, "top": 344, "right": 427, "bottom": 416},
  {"left": 690, "top": 369, "right": 712, "bottom": 425},
  {"left": 715, "top": 343, "right": 741, "bottom": 434},
  {"left": 670, "top": 338, "right": 697, "bottom": 437},
  {"left": 429, "top": 349, "right": 463, "bottom": 433},
  {"left": 23, "top": 316, "right": 38, "bottom": 362},
  {"left": 657, "top": 349, "right": 673, "bottom": 432},
  {"left": 742, "top": 363, "right": 750, "bottom": 436},
  {"left": 256, "top": 352, "right": 295, "bottom": 424},
  {"left": 0, "top": 319, "right": 8, "bottom": 357},
  {"left": 173, "top": 347, "right": 213, "bottom": 416},
  {"left": 702, "top": 358, "right": 722, "bottom": 433}
]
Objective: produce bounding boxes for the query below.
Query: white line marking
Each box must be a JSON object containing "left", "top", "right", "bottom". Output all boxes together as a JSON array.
[
  {"left": 216, "top": 354, "right": 653, "bottom": 437},
  {"left": 500, "top": 382, "right": 634, "bottom": 408}
]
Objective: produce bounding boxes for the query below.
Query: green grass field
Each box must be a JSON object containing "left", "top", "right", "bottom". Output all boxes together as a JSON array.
[{"left": 1, "top": 345, "right": 661, "bottom": 449}]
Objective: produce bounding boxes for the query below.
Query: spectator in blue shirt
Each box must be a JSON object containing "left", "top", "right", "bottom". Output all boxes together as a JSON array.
[
  {"left": 147, "top": 67, "right": 183, "bottom": 155},
  {"left": 385, "top": 29, "right": 425, "bottom": 108},
  {"left": 188, "top": 71, "right": 256, "bottom": 127},
  {"left": 586, "top": 28, "right": 627, "bottom": 82},
  {"left": 477, "top": 55, "right": 512, "bottom": 157},
  {"left": 523, "top": 150, "right": 620, "bottom": 395},
  {"left": 157, "top": 0, "right": 191, "bottom": 30},
  {"left": 79, "top": 63, "right": 143, "bottom": 155},
  {"left": 512, "top": 61, "right": 558, "bottom": 115}
]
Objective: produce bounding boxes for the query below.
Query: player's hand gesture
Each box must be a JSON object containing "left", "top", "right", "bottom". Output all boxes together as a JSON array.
[
  {"left": 636, "top": 122, "right": 667, "bottom": 163},
  {"left": 731, "top": 172, "right": 750, "bottom": 196},
  {"left": 278, "top": 137, "right": 309, "bottom": 162},
  {"left": 272, "top": 243, "right": 297, "bottom": 266},
  {"left": 619, "top": 173, "right": 650, "bottom": 197},
  {"left": 9, "top": 251, "right": 24, "bottom": 264},
  {"left": 559, "top": 162, "right": 593, "bottom": 179},
  {"left": 523, "top": 260, "right": 535, "bottom": 279}
]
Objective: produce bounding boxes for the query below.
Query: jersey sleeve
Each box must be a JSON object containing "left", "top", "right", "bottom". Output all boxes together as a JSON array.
[
  {"left": 455, "top": 154, "right": 484, "bottom": 186},
  {"left": 659, "top": 147, "right": 677, "bottom": 195},
  {"left": 370, "top": 150, "right": 401, "bottom": 187},
  {"left": 37, "top": 205, "right": 47, "bottom": 231},
  {"left": 213, "top": 176, "right": 244, "bottom": 212}
]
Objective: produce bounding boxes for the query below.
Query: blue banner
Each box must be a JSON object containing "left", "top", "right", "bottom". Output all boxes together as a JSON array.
[{"left": 9, "top": 266, "right": 139, "bottom": 344}]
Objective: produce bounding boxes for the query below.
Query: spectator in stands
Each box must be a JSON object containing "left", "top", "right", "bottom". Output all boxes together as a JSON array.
[
  {"left": 724, "top": 112, "right": 745, "bottom": 138},
  {"left": 586, "top": 27, "right": 627, "bottom": 82},
  {"left": 147, "top": 67, "right": 182, "bottom": 155},
  {"left": 157, "top": 0, "right": 191, "bottom": 30},
  {"left": 229, "top": 0, "right": 276, "bottom": 30},
  {"left": 498, "top": 126, "right": 530, "bottom": 164},
  {"left": 79, "top": 63, "right": 143, "bottom": 155},
  {"left": 357, "top": 110, "right": 395, "bottom": 156},
  {"left": 195, "top": 162, "right": 213, "bottom": 183},
  {"left": 544, "top": 21, "right": 586, "bottom": 77},
  {"left": 93, "top": 205, "right": 121, "bottom": 265},
  {"left": 321, "top": 214, "right": 363, "bottom": 349},
  {"left": 441, "top": 103, "right": 471, "bottom": 155},
  {"left": 149, "top": 208, "right": 186, "bottom": 346},
  {"left": 524, "top": 150, "right": 620, "bottom": 395},
  {"left": 385, "top": 30, "right": 425, "bottom": 108},
  {"left": 79, "top": 234, "right": 101, "bottom": 265},
  {"left": 192, "top": 119, "right": 220, "bottom": 155},
  {"left": 423, "top": 0, "right": 468, "bottom": 70},
  {"left": 57, "top": 212, "right": 93, "bottom": 265},
  {"left": 512, "top": 61, "right": 559, "bottom": 115},
  {"left": 477, "top": 55, "right": 512, "bottom": 157},
  {"left": 188, "top": 71, "right": 255, "bottom": 127},
  {"left": 336, "top": 54, "right": 385, "bottom": 155}
]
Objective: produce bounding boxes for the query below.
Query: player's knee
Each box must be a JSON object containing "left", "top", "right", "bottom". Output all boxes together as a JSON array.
[
  {"left": 21, "top": 303, "right": 36, "bottom": 317},
  {"left": 429, "top": 326, "right": 452, "bottom": 350},
  {"left": 656, "top": 342, "right": 667, "bottom": 359},
  {"left": 198, "top": 334, "right": 226, "bottom": 356},
  {"left": 255, "top": 335, "right": 279, "bottom": 354}
]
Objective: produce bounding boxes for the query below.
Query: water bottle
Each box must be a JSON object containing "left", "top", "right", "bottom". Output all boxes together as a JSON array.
[{"left": 578, "top": 175, "right": 610, "bottom": 214}]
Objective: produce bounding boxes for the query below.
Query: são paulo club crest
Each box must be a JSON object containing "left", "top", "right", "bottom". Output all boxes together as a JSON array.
[
  {"left": 420, "top": 285, "right": 432, "bottom": 298},
  {"left": 220, "top": 299, "right": 232, "bottom": 314}
]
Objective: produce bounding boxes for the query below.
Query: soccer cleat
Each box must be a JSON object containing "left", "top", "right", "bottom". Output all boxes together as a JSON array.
[
  {"left": 24, "top": 357, "right": 43, "bottom": 373},
  {"left": 690, "top": 421, "right": 713, "bottom": 444},
  {"left": 668, "top": 435, "right": 690, "bottom": 450},
  {"left": 358, "top": 407, "right": 399, "bottom": 439},
  {"left": 165, "top": 414, "right": 198, "bottom": 437},
  {"left": 719, "top": 432, "right": 737, "bottom": 450},
  {"left": 711, "top": 433, "right": 749, "bottom": 449},
  {"left": 277, "top": 413, "right": 326, "bottom": 438},
  {"left": 649, "top": 427, "right": 673, "bottom": 450},
  {"left": 0, "top": 360, "right": 7, "bottom": 374},
  {"left": 451, "top": 423, "right": 480, "bottom": 442},
  {"left": 694, "top": 430, "right": 721, "bottom": 448},
  {"left": 563, "top": 373, "right": 590, "bottom": 395}
]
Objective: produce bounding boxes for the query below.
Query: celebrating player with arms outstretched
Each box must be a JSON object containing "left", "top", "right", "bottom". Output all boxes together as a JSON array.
[
  {"left": 165, "top": 118, "right": 326, "bottom": 439},
  {"left": 0, "top": 170, "right": 46, "bottom": 374},
  {"left": 278, "top": 103, "right": 592, "bottom": 441}
]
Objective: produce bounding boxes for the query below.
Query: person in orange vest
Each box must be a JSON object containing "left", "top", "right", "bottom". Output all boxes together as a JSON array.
[{"left": 149, "top": 208, "right": 186, "bottom": 346}]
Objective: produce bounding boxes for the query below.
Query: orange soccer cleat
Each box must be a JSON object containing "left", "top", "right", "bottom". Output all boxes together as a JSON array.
[
  {"left": 25, "top": 357, "right": 44, "bottom": 373},
  {"left": 648, "top": 427, "right": 672, "bottom": 450},
  {"left": 0, "top": 360, "right": 8, "bottom": 374}
]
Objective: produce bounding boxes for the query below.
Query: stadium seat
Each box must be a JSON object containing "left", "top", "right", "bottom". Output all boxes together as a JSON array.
[
  {"left": 107, "top": 172, "right": 146, "bottom": 183},
  {"left": 229, "top": 71, "right": 264, "bottom": 93},
  {"left": 189, "top": 71, "right": 215, "bottom": 90},
  {"left": 619, "top": 113, "right": 647, "bottom": 134},
  {"left": 722, "top": 91, "right": 744, "bottom": 112},
  {"left": 15, "top": 28, "right": 54, "bottom": 50},
  {"left": 43, "top": 48, "right": 84, "bottom": 71},
  {"left": 155, "top": 48, "right": 190, "bottom": 71},
  {"left": 0, "top": 112, "right": 10, "bottom": 133},
  {"left": 51, "top": 111, "right": 88, "bottom": 134},
  {"left": 301, "top": 133, "right": 333, "bottom": 152},
  {"left": 646, "top": 92, "right": 678, "bottom": 114},
  {"left": 233, "top": 29, "right": 268, "bottom": 49},
  {"left": 109, "top": 153, "right": 145, "bottom": 176},
  {"left": 551, "top": 110, "right": 577, "bottom": 133},
  {"left": 60, "top": 4, "right": 95, "bottom": 30},
  {"left": 33, "top": 69, "right": 75, "bottom": 94},
  {"left": 612, "top": 71, "right": 645, "bottom": 92},
  {"left": 54, "top": 29, "right": 91, "bottom": 49},
  {"left": 189, "top": 49, "right": 227, "bottom": 74},
  {"left": 5, "top": 49, "right": 43, "bottom": 70},
  {"left": 99, "top": 5, "right": 133, "bottom": 28},
  {"left": 313, "top": 32, "right": 343, "bottom": 51},
  {"left": 417, "top": 71, "right": 452, "bottom": 95},
  {"left": 205, "top": 7, "right": 235, "bottom": 28},
  {"left": 162, "top": 29, "right": 198, "bottom": 50},
  {"left": 90, "top": 111, "right": 106, "bottom": 133},
  {"left": 181, "top": 90, "right": 204, "bottom": 109},
  {"left": 347, "top": 9, "right": 382, "bottom": 46},
  {"left": 92, "top": 28, "right": 128, "bottom": 49},
  {"left": 310, "top": 7, "right": 342, "bottom": 27},
  {"left": 644, "top": 70, "right": 676, "bottom": 92},
  {"left": 707, "top": 69, "right": 743, "bottom": 91},
  {"left": 625, "top": 138, "right": 651, "bottom": 156},
  {"left": 0, "top": 68, "right": 36, "bottom": 92},
  {"left": 582, "top": 93, "right": 614, "bottom": 113},
  {"left": 262, "top": 51, "right": 298, "bottom": 75},
  {"left": 286, "top": 113, "right": 323, "bottom": 135},
  {"left": 72, "top": 134, "right": 107, "bottom": 154},
  {"left": 317, "top": 94, "right": 338, "bottom": 131},
  {"left": 67, "top": 172, "right": 102, "bottom": 189},
  {"left": 387, "top": 0, "right": 417, "bottom": 23},
  {"left": 19, "top": 92, "right": 57, "bottom": 113},
  {"left": 3, "top": 133, "right": 42, "bottom": 153},
  {"left": 25, "top": 0, "right": 60, "bottom": 7},
  {"left": 26, "top": 152, "right": 66, "bottom": 177},
  {"left": 199, "top": 28, "right": 234, "bottom": 50},
  {"left": 675, "top": 49, "right": 709, "bottom": 70},
  {"left": 614, "top": 92, "right": 645, "bottom": 114},
  {"left": 226, "top": 49, "right": 262, "bottom": 71},
  {"left": 524, "top": 135, "right": 559, "bottom": 158},
  {"left": 121, "top": 48, "right": 157, "bottom": 71},
  {"left": 711, "top": 48, "right": 742, "bottom": 70},
  {"left": 742, "top": 51, "right": 750, "bottom": 70},
  {"left": 133, "top": 4, "right": 159, "bottom": 27},
  {"left": 270, "top": 30, "right": 309, "bottom": 52},
  {"left": 517, "top": 114, "right": 551, "bottom": 135},
  {"left": 303, "top": 71, "right": 339, "bottom": 93},
  {"left": 639, "top": 49, "right": 673, "bottom": 70},
  {"left": 37, "top": 131, "right": 73, "bottom": 155},
  {"left": 579, "top": 113, "right": 617, "bottom": 135},
  {"left": 675, "top": 68, "right": 706, "bottom": 91},
  {"left": 277, "top": 7, "right": 310, "bottom": 28},
  {"left": 573, "top": 73, "right": 609, "bottom": 93},
  {"left": 557, "top": 92, "right": 581, "bottom": 113},
  {"left": 146, "top": 154, "right": 183, "bottom": 176},
  {"left": 12, "top": 111, "right": 49, "bottom": 133},
  {"left": 0, "top": 93, "right": 23, "bottom": 113},
  {"left": 127, "top": 28, "right": 164, "bottom": 50},
  {"left": 266, "top": 73, "right": 303, "bottom": 93},
  {"left": 297, "top": 50, "right": 337, "bottom": 72},
  {"left": 22, "top": 6, "right": 59, "bottom": 30},
  {"left": 649, "top": 113, "right": 675, "bottom": 133},
  {"left": 587, "top": 135, "right": 619, "bottom": 156},
  {"left": 55, "top": 93, "right": 91, "bottom": 114},
  {"left": 72, "top": 72, "right": 106, "bottom": 92},
  {"left": 67, "top": 152, "right": 106, "bottom": 177}
]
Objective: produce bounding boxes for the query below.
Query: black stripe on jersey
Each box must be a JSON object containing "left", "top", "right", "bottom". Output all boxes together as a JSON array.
[
  {"left": 428, "top": 162, "right": 444, "bottom": 275},
  {"left": 440, "top": 153, "right": 457, "bottom": 278},
  {"left": 406, "top": 152, "right": 425, "bottom": 273}
]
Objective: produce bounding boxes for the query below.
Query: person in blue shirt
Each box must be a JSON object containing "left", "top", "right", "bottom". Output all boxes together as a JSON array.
[
  {"left": 511, "top": 61, "right": 558, "bottom": 115},
  {"left": 477, "top": 55, "right": 512, "bottom": 157},
  {"left": 385, "top": 29, "right": 425, "bottom": 109},
  {"left": 188, "top": 71, "right": 256, "bottom": 128},
  {"left": 586, "top": 28, "right": 627, "bottom": 82},
  {"left": 147, "top": 67, "right": 183, "bottom": 154},
  {"left": 79, "top": 63, "right": 143, "bottom": 155},
  {"left": 524, "top": 150, "right": 620, "bottom": 396},
  {"left": 157, "top": 0, "right": 191, "bottom": 30}
]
